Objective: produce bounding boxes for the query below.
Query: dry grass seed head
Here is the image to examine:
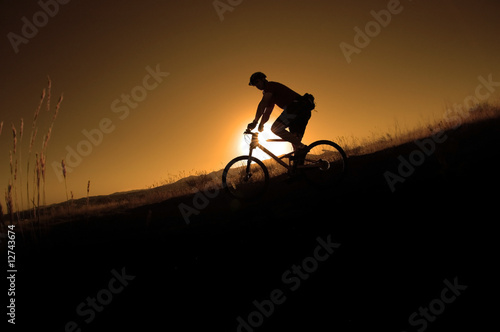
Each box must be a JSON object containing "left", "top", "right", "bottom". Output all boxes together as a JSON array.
[
  {"left": 11, "top": 123, "right": 17, "bottom": 154},
  {"left": 33, "top": 88, "right": 45, "bottom": 126},
  {"left": 20, "top": 118, "right": 24, "bottom": 140},
  {"left": 46, "top": 76, "right": 51, "bottom": 113},
  {"left": 61, "top": 159, "right": 67, "bottom": 179}
]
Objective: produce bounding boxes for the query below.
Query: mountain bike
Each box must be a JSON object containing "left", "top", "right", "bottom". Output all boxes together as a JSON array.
[{"left": 222, "top": 129, "right": 347, "bottom": 199}]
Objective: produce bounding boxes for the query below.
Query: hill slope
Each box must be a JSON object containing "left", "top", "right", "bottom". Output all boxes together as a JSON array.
[{"left": 11, "top": 116, "right": 500, "bottom": 331}]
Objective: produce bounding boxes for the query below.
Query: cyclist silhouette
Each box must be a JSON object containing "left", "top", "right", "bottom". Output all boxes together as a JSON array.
[{"left": 247, "top": 72, "right": 315, "bottom": 156}]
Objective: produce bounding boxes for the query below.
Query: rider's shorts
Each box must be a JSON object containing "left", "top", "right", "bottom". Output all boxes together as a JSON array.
[{"left": 275, "top": 99, "right": 312, "bottom": 140}]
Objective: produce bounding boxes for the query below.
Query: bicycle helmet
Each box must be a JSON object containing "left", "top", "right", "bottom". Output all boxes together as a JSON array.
[{"left": 249, "top": 72, "right": 267, "bottom": 86}]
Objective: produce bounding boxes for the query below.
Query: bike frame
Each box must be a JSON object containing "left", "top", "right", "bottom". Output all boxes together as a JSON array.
[
  {"left": 223, "top": 131, "right": 345, "bottom": 199},
  {"left": 245, "top": 131, "right": 314, "bottom": 172}
]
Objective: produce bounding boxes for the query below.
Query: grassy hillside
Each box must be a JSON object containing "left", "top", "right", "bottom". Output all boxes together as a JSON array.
[
  {"left": 2, "top": 102, "right": 500, "bottom": 236},
  {"left": 2, "top": 102, "right": 500, "bottom": 331}
]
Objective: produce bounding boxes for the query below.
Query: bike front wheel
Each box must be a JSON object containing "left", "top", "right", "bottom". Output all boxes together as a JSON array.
[
  {"left": 222, "top": 155, "right": 269, "bottom": 200},
  {"left": 301, "top": 140, "right": 347, "bottom": 187}
]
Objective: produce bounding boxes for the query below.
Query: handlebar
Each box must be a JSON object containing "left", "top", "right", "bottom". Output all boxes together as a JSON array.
[{"left": 244, "top": 129, "right": 258, "bottom": 135}]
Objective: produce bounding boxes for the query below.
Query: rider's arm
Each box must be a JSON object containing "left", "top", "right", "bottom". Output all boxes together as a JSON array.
[
  {"left": 259, "top": 104, "right": 274, "bottom": 127},
  {"left": 252, "top": 92, "right": 273, "bottom": 124}
]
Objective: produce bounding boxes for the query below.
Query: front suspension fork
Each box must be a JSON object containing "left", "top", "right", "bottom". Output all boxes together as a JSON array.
[{"left": 246, "top": 146, "right": 255, "bottom": 179}]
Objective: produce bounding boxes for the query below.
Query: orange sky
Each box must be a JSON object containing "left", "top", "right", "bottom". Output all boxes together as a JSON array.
[{"left": 1, "top": 0, "right": 499, "bottom": 205}]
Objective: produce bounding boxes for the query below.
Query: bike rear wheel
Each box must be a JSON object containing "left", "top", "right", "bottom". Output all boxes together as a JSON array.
[
  {"left": 222, "top": 155, "right": 269, "bottom": 200},
  {"left": 301, "top": 140, "right": 347, "bottom": 187}
]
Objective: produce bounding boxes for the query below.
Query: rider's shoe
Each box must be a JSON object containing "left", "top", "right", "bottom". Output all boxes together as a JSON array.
[
  {"left": 288, "top": 145, "right": 309, "bottom": 180},
  {"left": 292, "top": 145, "right": 309, "bottom": 164}
]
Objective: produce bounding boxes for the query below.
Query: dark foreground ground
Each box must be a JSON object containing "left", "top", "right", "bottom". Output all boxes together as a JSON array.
[{"left": 6, "top": 118, "right": 500, "bottom": 331}]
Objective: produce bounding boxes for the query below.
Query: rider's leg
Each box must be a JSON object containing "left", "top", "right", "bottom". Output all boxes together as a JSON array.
[
  {"left": 291, "top": 113, "right": 311, "bottom": 166},
  {"left": 271, "top": 106, "right": 307, "bottom": 149},
  {"left": 289, "top": 109, "right": 312, "bottom": 148},
  {"left": 271, "top": 120, "right": 305, "bottom": 148}
]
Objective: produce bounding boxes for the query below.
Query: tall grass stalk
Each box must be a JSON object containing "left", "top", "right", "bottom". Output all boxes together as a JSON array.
[
  {"left": 35, "top": 154, "right": 41, "bottom": 224},
  {"left": 40, "top": 94, "right": 62, "bottom": 206},
  {"left": 9, "top": 147, "right": 17, "bottom": 223},
  {"left": 18, "top": 118, "right": 24, "bottom": 217},
  {"left": 5, "top": 182, "right": 13, "bottom": 224},
  {"left": 62, "top": 159, "right": 69, "bottom": 203},
  {"left": 26, "top": 88, "right": 45, "bottom": 217},
  {"left": 46, "top": 76, "right": 51, "bottom": 113},
  {"left": 11, "top": 123, "right": 20, "bottom": 222},
  {"left": 86, "top": 180, "right": 91, "bottom": 207}
]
